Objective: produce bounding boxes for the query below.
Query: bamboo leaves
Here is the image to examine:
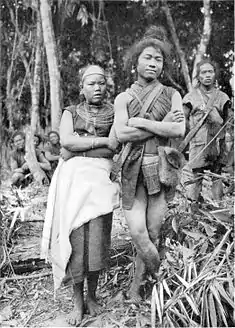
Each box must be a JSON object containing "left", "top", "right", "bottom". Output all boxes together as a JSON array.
[{"left": 151, "top": 223, "right": 234, "bottom": 327}]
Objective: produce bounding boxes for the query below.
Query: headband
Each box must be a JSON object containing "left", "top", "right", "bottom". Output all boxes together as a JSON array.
[{"left": 81, "top": 65, "right": 105, "bottom": 83}]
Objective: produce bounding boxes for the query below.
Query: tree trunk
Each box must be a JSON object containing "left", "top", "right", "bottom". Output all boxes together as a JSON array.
[
  {"left": 25, "top": 12, "right": 48, "bottom": 184},
  {"left": 5, "top": 4, "right": 18, "bottom": 131},
  {"left": 40, "top": 0, "right": 61, "bottom": 132},
  {"left": 0, "top": 17, "right": 4, "bottom": 272},
  {"left": 161, "top": 0, "right": 192, "bottom": 92},
  {"left": 192, "top": 0, "right": 212, "bottom": 84}
]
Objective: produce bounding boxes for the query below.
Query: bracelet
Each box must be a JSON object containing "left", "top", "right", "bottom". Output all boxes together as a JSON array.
[
  {"left": 91, "top": 138, "right": 98, "bottom": 149},
  {"left": 94, "top": 139, "right": 98, "bottom": 148}
]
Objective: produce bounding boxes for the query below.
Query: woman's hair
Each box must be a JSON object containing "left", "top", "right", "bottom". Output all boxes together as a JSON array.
[
  {"left": 195, "top": 58, "right": 219, "bottom": 80},
  {"left": 34, "top": 134, "right": 42, "bottom": 145},
  {"left": 48, "top": 130, "right": 60, "bottom": 139},
  {"left": 11, "top": 131, "right": 25, "bottom": 142},
  {"left": 79, "top": 65, "right": 106, "bottom": 87},
  {"left": 124, "top": 25, "right": 172, "bottom": 77}
]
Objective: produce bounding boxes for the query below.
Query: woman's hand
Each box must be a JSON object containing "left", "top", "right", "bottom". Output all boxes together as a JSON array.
[
  {"left": 108, "top": 135, "right": 120, "bottom": 152},
  {"left": 60, "top": 147, "right": 74, "bottom": 161}
]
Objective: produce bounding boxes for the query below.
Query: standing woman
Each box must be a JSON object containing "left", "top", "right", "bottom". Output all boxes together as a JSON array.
[
  {"left": 112, "top": 27, "right": 185, "bottom": 302},
  {"left": 41, "top": 65, "right": 119, "bottom": 326}
]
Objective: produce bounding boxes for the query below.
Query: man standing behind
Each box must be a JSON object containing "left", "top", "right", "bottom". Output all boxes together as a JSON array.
[{"left": 183, "top": 59, "right": 231, "bottom": 203}]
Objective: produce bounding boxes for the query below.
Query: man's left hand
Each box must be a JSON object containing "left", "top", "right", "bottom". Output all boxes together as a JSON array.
[
  {"left": 128, "top": 117, "right": 145, "bottom": 129},
  {"left": 164, "top": 109, "right": 185, "bottom": 122}
]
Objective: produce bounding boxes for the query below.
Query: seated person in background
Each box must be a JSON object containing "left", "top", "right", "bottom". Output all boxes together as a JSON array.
[
  {"left": 10, "top": 131, "right": 51, "bottom": 187},
  {"left": 44, "top": 131, "right": 61, "bottom": 174},
  {"left": 34, "top": 134, "right": 45, "bottom": 153}
]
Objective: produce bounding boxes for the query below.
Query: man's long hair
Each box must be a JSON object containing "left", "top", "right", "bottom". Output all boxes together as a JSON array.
[{"left": 124, "top": 26, "right": 172, "bottom": 83}]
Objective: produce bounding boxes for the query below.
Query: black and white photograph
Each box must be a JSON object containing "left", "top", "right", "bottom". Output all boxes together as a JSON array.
[{"left": 0, "top": 0, "right": 234, "bottom": 327}]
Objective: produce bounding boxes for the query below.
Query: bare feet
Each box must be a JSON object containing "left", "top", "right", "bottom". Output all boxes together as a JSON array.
[
  {"left": 87, "top": 271, "right": 102, "bottom": 316},
  {"left": 86, "top": 295, "right": 102, "bottom": 316},
  {"left": 67, "top": 305, "right": 84, "bottom": 326},
  {"left": 67, "top": 283, "right": 84, "bottom": 326}
]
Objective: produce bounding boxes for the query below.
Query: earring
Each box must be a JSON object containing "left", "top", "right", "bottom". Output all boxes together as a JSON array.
[
  {"left": 131, "top": 66, "right": 136, "bottom": 74},
  {"left": 160, "top": 70, "right": 164, "bottom": 79}
]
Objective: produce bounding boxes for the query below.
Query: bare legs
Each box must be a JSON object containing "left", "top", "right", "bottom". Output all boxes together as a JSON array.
[
  {"left": 66, "top": 214, "right": 112, "bottom": 325},
  {"left": 124, "top": 183, "right": 167, "bottom": 302},
  {"left": 187, "top": 168, "right": 224, "bottom": 202},
  {"left": 87, "top": 271, "right": 102, "bottom": 316}
]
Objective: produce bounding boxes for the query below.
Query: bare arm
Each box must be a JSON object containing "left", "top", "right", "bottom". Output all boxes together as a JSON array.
[
  {"left": 113, "top": 92, "right": 155, "bottom": 143},
  {"left": 45, "top": 150, "right": 60, "bottom": 162},
  {"left": 38, "top": 152, "right": 51, "bottom": 171},
  {"left": 60, "top": 110, "right": 110, "bottom": 151},
  {"left": 11, "top": 156, "right": 18, "bottom": 171},
  {"left": 183, "top": 103, "right": 191, "bottom": 132},
  {"left": 60, "top": 147, "right": 114, "bottom": 161},
  {"left": 11, "top": 156, "right": 24, "bottom": 173},
  {"left": 128, "top": 91, "right": 186, "bottom": 138}
]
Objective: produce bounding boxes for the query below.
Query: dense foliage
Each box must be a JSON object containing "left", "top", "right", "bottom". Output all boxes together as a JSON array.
[{"left": 0, "top": 0, "right": 234, "bottom": 133}]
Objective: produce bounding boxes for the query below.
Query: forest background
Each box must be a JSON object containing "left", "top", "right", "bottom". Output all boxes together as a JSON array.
[
  {"left": 0, "top": 0, "right": 234, "bottom": 178},
  {"left": 0, "top": 1, "right": 234, "bottom": 327}
]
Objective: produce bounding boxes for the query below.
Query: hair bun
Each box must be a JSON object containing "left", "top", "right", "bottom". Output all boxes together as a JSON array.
[{"left": 143, "top": 25, "right": 168, "bottom": 42}]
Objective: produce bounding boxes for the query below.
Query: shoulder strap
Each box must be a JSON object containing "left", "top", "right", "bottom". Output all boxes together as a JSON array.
[
  {"left": 178, "top": 89, "right": 218, "bottom": 153},
  {"left": 122, "top": 84, "right": 163, "bottom": 161},
  {"left": 130, "top": 83, "right": 164, "bottom": 118}
]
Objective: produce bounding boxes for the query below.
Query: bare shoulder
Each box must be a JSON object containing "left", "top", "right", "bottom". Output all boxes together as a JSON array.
[
  {"left": 114, "top": 91, "right": 133, "bottom": 106},
  {"left": 171, "top": 90, "right": 182, "bottom": 100}
]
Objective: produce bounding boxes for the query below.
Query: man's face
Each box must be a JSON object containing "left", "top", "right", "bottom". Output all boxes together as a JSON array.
[
  {"left": 49, "top": 133, "right": 59, "bottom": 145},
  {"left": 14, "top": 135, "right": 25, "bottom": 150},
  {"left": 198, "top": 63, "right": 215, "bottom": 87},
  {"left": 137, "top": 46, "right": 164, "bottom": 83},
  {"left": 82, "top": 74, "right": 106, "bottom": 105}
]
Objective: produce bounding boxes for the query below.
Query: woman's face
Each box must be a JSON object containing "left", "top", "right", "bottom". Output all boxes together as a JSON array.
[
  {"left": 34, "top": 136, "right": 40, "bottom": 147},
  {"left": 49, "top": 133, "right": 59, "bottom": 145},
  {"left": 137, "top": 46, "right": 164, "bottom": 83},
  {"left": 82, "top": 74, "right": 106, "bottom": 105},
  {"left": 13, "top": 134, "right": 25, "bottom": 150}
]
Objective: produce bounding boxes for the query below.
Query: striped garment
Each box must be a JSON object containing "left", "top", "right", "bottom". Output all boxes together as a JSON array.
[{"left": 112, "top": 82, "right": 176, "bottom": 210}]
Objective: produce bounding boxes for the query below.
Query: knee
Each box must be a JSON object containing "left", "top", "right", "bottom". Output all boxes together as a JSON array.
[
  {"left": 148, "top": 227, "right": 161, "bottom": 246},
  {"left": 129, "top": 224, "right": 147, "bottom": 243},
  {"left": 148, "top": 214, "right": 164, "bottom": 244},
  {"left": 12, "top": 172, "right": 24, "bottom": 185}
]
